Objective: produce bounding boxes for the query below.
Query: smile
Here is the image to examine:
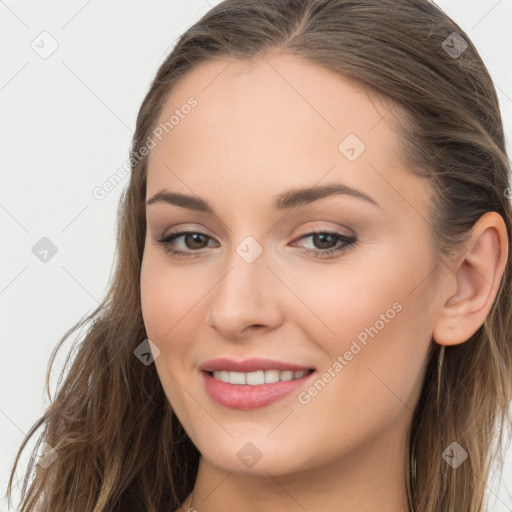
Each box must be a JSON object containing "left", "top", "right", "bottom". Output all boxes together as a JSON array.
[
  {"left": 202, "top": 369, "right": 316, "bottom": 410},
  {"left": 210, "top": 369, "right": 314, "bottom": 385}
]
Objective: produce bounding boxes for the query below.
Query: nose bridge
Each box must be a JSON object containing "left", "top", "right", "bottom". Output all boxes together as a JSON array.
[
  {"left": 214, "top": 236, "right": 270, "bottom": 309},
  {"left": 205, "top": 235, "right": 283, "bottom": 336}
]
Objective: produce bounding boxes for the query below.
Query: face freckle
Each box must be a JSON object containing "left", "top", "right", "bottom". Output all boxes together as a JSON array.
[{"left": 140, "top": 53, "right": 439, "bottom": 480}]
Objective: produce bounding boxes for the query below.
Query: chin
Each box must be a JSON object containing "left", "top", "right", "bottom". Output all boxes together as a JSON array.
[{"left": 193, "top": 433, "right": 315, "bottom": 475}]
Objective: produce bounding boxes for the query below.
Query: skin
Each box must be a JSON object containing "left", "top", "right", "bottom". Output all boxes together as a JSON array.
[{"left": 140, "top": 54, "right": 508, "bottom": 512}]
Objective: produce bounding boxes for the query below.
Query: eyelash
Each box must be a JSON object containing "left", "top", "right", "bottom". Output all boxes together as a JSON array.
[{"left": 155, "top": 228, "right": 357, "bottom": 260}]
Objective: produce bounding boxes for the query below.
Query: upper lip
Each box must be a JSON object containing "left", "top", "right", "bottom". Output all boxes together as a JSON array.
[{"left": 199, "top": 357, "right": 315, "bottom": 373}]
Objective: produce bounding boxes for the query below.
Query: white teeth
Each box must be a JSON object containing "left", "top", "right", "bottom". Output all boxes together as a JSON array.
[
  {"left": 218, "top": 370, "right": 230, "bottom": 382},
  {"left": 265, "top": 369, "right": 280, "bottom": 383},
  {"left": 246, "top": 370, "right": 265, "bottom": 385},
  {"left": 211, "top": 369, "right": 311, "bottom": 385},
  {"left": 229, "top": 371, "right": 246, "bottom": 385},
  {"left": 279, "top": 370, "right": 294, "bottom": 381}
]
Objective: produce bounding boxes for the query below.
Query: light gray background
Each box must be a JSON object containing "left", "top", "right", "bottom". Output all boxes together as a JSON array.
[{"left": 1, "top": 1, "right": 511, "bottom": 510}]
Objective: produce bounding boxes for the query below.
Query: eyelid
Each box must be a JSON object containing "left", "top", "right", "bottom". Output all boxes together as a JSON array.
[
  {"left": 160, "top": 223, "right": 214, "bottom": 239},
  {"left": 294, "top": 225, "right": 353, "bottom": 239}
]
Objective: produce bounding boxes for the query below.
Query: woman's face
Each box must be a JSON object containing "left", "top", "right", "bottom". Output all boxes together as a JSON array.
[{"left": 141, "top": 54, "right": 442, "bottom": 475}]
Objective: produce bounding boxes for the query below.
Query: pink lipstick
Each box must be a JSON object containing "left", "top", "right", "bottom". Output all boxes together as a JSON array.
[{"left": 199, "top": 357, "right": 316, "bottom": 410}]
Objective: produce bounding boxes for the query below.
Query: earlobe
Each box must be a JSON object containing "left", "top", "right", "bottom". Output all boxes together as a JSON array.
[{"left": 432, "top": 211, "right": 508, "bottom": 347}]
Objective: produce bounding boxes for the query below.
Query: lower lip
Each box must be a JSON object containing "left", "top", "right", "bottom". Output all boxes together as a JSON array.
[{"left": 201, "top": 370, "right": 316, "bottom": 410}]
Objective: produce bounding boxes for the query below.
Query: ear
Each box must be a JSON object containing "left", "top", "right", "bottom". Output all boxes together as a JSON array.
[{"left": 432, "top": 211, "right": 509, "bottom": 346}]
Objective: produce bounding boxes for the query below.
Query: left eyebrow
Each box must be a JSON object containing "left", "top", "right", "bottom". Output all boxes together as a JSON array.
[{"left": 145, "top": 182, "right": 381, "bottom": 213}]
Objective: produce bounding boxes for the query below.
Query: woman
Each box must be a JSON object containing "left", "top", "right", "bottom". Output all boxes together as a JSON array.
[{"left": 6, "top": 0, "right": 512, "bottom": 511}]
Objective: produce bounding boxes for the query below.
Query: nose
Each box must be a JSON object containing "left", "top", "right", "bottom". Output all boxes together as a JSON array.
[{"left": 205, "top": 244, "right": 284, "bottom": 340}]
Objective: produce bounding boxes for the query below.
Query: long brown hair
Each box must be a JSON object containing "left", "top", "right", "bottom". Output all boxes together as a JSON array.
[{"left": 6, "top": 1, "right": 512, "bottom": 510}]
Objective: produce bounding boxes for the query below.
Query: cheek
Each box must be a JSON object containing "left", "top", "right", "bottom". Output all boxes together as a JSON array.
[
  {"left": 140, "top": 250, "right": 198, "bottom": 344},
  {"left": 140, "top": 248, "right": 214, "bottom": 406},
  {"left": 140, "top": 252, "right": 198, "bottom": 415},
  {"left": 140, "top": 261, "right": 172, "bottom": 344},
  {"left": 295, "top": 246, "right": 433, "bottom": 411}
]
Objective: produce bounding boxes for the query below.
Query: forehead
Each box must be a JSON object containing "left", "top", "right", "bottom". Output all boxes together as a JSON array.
[
  {"left": 151, "top": 54, "right": 396, "bottom": 151},
  {"left": 145, "top": 54, "right": 431, "bottom": 220}
]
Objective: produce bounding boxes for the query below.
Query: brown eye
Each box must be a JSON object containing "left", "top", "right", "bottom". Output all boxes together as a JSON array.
[
  {"left": 292, "top": 229, "right": 357, "bottom": 258},
  {"left": 181, "top": 233, "right": 210, "bottom": 249},
  {"left": 156, "top": 231, "right": 218, "bottom": 258}
]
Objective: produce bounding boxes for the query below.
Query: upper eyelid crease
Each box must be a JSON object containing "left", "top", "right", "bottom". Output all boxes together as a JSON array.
[{"left": 145, "top": 182, "right": 381, "bottom": 214}]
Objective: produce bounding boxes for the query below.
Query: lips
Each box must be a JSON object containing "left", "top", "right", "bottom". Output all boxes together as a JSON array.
[
  {"left": 199, "top": 357, "right": 315, "bottom": 373},
  {"left": 199, "top": 357, "right": 317, "bottom": 409},
  {"left": 201, "top": 368, "right": 316, "bottom": 409}
]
